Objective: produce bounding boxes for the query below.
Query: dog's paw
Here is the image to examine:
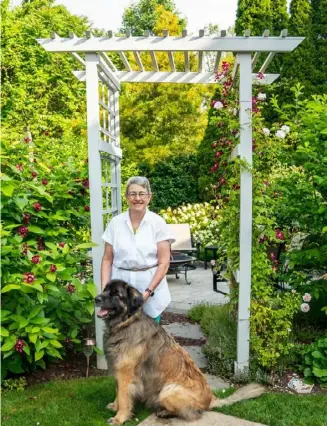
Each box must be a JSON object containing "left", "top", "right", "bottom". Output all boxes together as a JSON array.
[
  {"left": 107, "top": 415, "right": 128, "bottom": 425},
  {"left": 156, "top": 410, "right": 174, "bottom": 419},
  {"left": 106, "top": 402, "right": 118, "bottom": 411}
]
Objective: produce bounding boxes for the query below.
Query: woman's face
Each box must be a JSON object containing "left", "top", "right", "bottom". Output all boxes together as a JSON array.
[{"left": 126, "top": 184, "right": 152, "bottom": 214}]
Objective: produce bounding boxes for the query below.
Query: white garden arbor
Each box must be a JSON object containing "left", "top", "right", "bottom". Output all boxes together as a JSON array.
[{"left": 37, "top": 29, "right": 304, "bottom": 373}]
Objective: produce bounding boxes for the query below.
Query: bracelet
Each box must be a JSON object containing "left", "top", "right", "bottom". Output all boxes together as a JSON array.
[{"left": 145, "top": 288, "right": 155, "bottom": 297}]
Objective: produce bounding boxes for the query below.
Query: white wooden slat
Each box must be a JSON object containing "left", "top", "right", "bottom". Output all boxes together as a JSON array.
[
  {"left": 37, "top": 35, "right": 305, "bottom": 53},
  {"left": 230, "top": 145, "right": 241, "bottom": 160},
  {"left": 98, "top": 55, "right": 120, "bottom": 90},
  {"left": 72, "top": 52, "right": 85, "bottom": 66},
  {"left": 213, "top": 52, "right": 222, "bottom": 73},
  {"left": 133, "top": 51, "right": 144, "bottom": 71},
  {"left": 244, "top": 29, "right": 251, "bottom": 37},
  {"left": 118, "top": 51, "right": 132, "bottom": 71},
  {"left": 251, "top": 30, "right": 269, "bottom": 71},
  {"left": 100, "top": 52, "right": 117, "bottom": 72},
  {"left": 98, "top": 139, "right": 122, "bottom": 158},
  {"left": 73, "top": 70, "right": 279, "bottom": 85},
  {"left": 99, "top": 100, "right": 116, "bottom": 116},
  {"left": 100, "top": 126, "right": 117, "bottom": 141},
  {"left": 102, "top": 208, "right": 114, "bottom": 215},
  {"left": 198, "top": 32, "right": 204, "bottom": 73},
  {"left": 259, "top": 52, "right": 275, "bottom": 73},
  {"left": 168, "top": 51, "right": 176, "bottom": 72},
  {"left": 150, "top": 51, "right": 159, "bottom": 72}
]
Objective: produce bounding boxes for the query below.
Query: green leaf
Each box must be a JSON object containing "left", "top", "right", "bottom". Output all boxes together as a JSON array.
[
  {"left": 35, "top": 350, "right": 45, "bottom": 362},
  {"left": 45, "top": 242, "right": 57, "bottom": 250},
  {"left": 46, "top": 347, "right": 62, "bottom": 359},
  {"left": 1, "top": 340, "right": 15, "bottom": 351},
  {"left": 71, "top": 328, "right": 78, "bottom": 339},
  {"left": 74, "top": 243, "right": 97, "bottom": 250},
  {"left": 0, "top": 327, "right": 9, "bottom": 337},
  {"left": 36, "top": 359, "right": 46, "bottom": 370},
  {"left": 14, "top": 197, "right": 28, "bottom": 210},
  {"left": 46, "top": 273, "right": 56, "bottom": 283},
  {"left": 42, "top": 327, "right": 58, "bottom": 334},
  {"left": 1, "top": 284, "right": 21, "bottom": 293},
  {"left": 28, "top": 334, "right": 38, "bottom": 344},
  {"left": 28, "top": 225, "right": 45, "bottom": 234},
  {"left": 49, "top": 340, "right": 63, "bottom": 348},
  {"left": 28, "top": 306, "right": 42, "bottom": 320},
  {"left": 87, "top": 283, "right": 97, "bottom": 298},
  {"left": 1, "top": 183, "right": 15, "bottom": 197},
  {"left": 93, "top": 346, "right": 103, "bottom": 355},
  {"left": 23, "top": 342, "right": 30, "bottom": 356},
  {"left": 85, "top": 302, "right": 94, "bottom": 316},
  {"left": 312, "top": 367, "right": 327, "bottom": 378},
  {"left": 312, "top": 350, "right": 324, "bottom": 359}
]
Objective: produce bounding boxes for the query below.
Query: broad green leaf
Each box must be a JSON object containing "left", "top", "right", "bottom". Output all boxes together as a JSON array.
[
  {"left": 23, "top": 342, "right": 30, "bottom": 356},
  {"left": 46, "top": 347, "right": 62, "bottom": 359},
  {"left": 46, "top": 273, "right": 56, "bottom": 283},
  {"left": 35, "top": 350, "right": 44, "bottom": 361},
  {"left": 28, "top": 225, "right": 44, "bottom": 234},
  {"left": 87, "top": 283, "right": 97, "bottom": 298},
  {"left": 1, "top": 284, "right": 21, "bottom": 293},
  {"left": 1, "top": 183, "right": 15, "bottom": 197},
  {"left": 14, "top": 197, "right": 28, "bottom": 210},
  {"left": 49, "top": 339, "right": 63, "bottom": 348},
  {"left": 312, "top": 367, "right": 327, "bottom": 378},
  {"left": 85, "top": 302, "right": 94, "bottom": 316},
  {"left": 0, "top": 327, "right": 9, "bottom": 337},
  {"left": 28, "top": 334, "right": 38, "bottom": 344},
  {"left": 312, "top": 350, "right": 324, "bottom": 359},
  {"left": 45, "top": 242, "right": 57, "bottom": 250},
  {"left": 74, "top": 243, "right": 97, "bottom": 250},
  {"left": 42, "top": 327, "right": 58, "bottom": 334},
  {"left": 1, "top": 340, "right": 15, "bottom": 351},
  {"left": 28, "top": 306, "right": 42, "bottom": 320}
]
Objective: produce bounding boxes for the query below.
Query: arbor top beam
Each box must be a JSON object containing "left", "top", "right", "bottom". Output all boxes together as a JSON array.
[{"left": 37, "top": 34, "right": 304, "bottom": 53}]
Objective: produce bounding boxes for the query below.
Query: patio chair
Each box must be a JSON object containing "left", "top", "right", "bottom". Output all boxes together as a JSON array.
[{"left": 167, "top": 224, "right": 199, "bottom": 285}]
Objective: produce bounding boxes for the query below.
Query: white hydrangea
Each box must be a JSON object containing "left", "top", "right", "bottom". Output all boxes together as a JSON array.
[
  {"left": 281, "top": 125, "right": 290, "bottom": 134},
  {"left": 263, "top": 128, "right": 270, "bottom": 136},
  {"left": 213, "top": 101, "right": 224, "bottom": 109},
  {"left": 257, "top": 93, "right": 267, "bottom": 101}
]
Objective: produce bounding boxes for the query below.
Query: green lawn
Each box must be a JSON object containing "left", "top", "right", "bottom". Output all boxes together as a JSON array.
[{"left": 2, "top": 377, "right": 327, "bottom": 426}]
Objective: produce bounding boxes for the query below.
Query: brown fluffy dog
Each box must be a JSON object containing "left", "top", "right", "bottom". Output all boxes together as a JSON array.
[{"left": 95, "top": 280, "right": 265, "bottom": 425}]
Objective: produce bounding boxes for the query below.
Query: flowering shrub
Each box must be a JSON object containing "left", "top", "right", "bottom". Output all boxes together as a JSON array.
[
  {"left": 160, "top": 202, "right": 221, "bottom": 247},
  {"left": 0, "top": 130, "right": 97, "bottom": 379},
  {"left": 200, "top": 65, "right": 323, "bottom": 370}
]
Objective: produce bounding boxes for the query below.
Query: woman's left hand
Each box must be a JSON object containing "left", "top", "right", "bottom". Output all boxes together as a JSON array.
[{"left": 142, "top": 291, "right": 150, "bottom": 303}]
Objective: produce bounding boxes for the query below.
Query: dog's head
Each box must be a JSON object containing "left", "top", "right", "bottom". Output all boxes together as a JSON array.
[{"left": 94, "top": 280, "right": 144, "bottom": 325}]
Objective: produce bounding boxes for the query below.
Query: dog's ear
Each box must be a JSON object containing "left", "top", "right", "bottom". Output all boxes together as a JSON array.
[{"left": 127, "top": 286, "right": 144, "bottom": 315}]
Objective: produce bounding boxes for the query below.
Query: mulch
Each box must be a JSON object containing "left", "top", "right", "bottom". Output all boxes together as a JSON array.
[{"left": 161, "top": 311, "right": 196, "bottom": 325}]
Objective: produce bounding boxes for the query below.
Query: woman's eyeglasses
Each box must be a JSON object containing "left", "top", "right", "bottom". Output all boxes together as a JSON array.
[{"left": 127, "top": 192, "right": 150, "bottom": 199}]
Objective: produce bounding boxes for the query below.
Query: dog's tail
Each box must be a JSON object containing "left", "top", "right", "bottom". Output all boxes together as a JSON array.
[{"left": 210, "top": 384, "right": 266, "bottom": 409}]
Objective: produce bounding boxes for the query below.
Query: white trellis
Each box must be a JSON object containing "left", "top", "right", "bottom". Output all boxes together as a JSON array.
[{"left": 37, "top": 29, "right": 304, "bottom": 372}]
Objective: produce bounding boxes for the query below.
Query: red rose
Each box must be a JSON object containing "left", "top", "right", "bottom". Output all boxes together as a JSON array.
[
  {"left": 18, "top": 226, "right": 29, "bottom": 238},
  {"left": 15, "top": 339, "right": 24, "bottom": 353},
  {"left": 33, "top": 202, "right": 42, "bottom": 212},
  {"left": 31, "top": 255, "right": 41, "bottom": 264},
  {"left": 24, "top": 272, "right": 35, "bottom": 284},
  {"left": 50, "top": 264, "right": 57, "bottom": 273}
]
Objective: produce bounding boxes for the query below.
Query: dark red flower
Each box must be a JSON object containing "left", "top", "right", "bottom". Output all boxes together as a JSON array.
[
  {"left": 42, "top": 179, "right": 48, "bottom": 185},
  {"left": 219, "top": 177, "right": 226, "bottom": 185},
  {"left": 82, "top": 179, "right": 89, "bottom": 188},
  {"left": 275, "top": 229, "right": 284, "bottom": 240},
  {"left": 37, "top": 237, "right": 45, "bottom": 251},
  {"left": 50, "top": 264, "right": 57, "bottom": 273},
  {"left": 257, "top": 72, "right": 264, "bottom": 80},
  {"left": 33, "top": 202, "right": 42, "bottom": 212},
  {"left": 84, "top": 205, "right": 90, "bottom": 212},
  {"left": 31, "top": 255, "right": 41, "bottom": 264},
  {"left": 212, "top": 142, "right": 218, "bottom": 149},
  {"left": 31, "top": 171, "right": 37, "bottom": 178},
  {"left": 67, "top": 284, "right": 76, "bottom": 293},
  {"left": 222, "top": 160, "right": 228, "bottom": 167},
  {"left": 15, "top": 339, "right": 24, "bottom": 353},
  {"left": 24, "top": 137, "right": 31, "bottom": 143},
  {"left": 67, "top": 190, "right": 73, "bottom": 196},
  {"left": 263, "top": 180, "right": 269, "bottom": 186},
  {"left": 269, "top": 252, "right": 276, "bottom": 261},
  {"left": 58, "top": 242, "right": 65, "bottom": 248},
  {"left": 22, "top": 243, "right": 28, "bottom": 255},
  {"left": 224, "top": 140, "right": 232, "bottom": 146},
  {"left": 217, "top": 122, "right": 224, "bottom": 128},
  {"left": 16, "top": 164, "right": 23, "bottom": 172},
  {"left": 231, "top": 129, "right": 238, "bottom": 136},
  {"left": 23, "top": 213, "right": 31, "bottom": 224},
  {"left": 215, "top": 151, "right": 223, "bottom": 158},
  {"left": 223, "top": 196, "right": 229, "bottom": 203},
  {"left": 18, "top": 226, "right": 29, "bottom": 238},
  {"left": 44, "top": 130, "right": 50, "bottom": 136},
  {"left": 233, "top": 184, "right": 240, "bottom": 190},
  {"left": 24, "top": 272, "right": 35, "bottom": 284},
  {"left": 259, "top": 236, "right": 266, "bottom": 244}
]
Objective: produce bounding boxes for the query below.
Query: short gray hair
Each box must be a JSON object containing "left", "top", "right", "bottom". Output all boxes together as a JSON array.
[{"left": 125, "top": 176, "right": 151, "bottom": 195}]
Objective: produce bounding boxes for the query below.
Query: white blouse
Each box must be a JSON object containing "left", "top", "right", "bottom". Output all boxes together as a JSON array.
[{"left": 101, "top": 209, "right": 175, "bottom": 318}]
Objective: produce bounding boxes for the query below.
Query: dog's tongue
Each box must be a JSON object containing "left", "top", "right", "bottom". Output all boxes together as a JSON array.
[{"left": 97, "top": 309, "right": 109, "bottom": 318}]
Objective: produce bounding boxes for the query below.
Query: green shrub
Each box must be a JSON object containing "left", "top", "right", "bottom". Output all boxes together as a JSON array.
[
  {"left": 140, "top": 155, "right": 200, "bottom": 211},
  {"left": 296, "top": 336, "right": 327, "bottom": 387},
  {"left": 1, "top": 132, "right": 97, "bottom": 380}
]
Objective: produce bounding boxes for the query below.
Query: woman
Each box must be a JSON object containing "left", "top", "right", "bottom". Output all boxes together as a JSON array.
[{"left": 101, "top": 176, "right": 175, "bottom": 323}]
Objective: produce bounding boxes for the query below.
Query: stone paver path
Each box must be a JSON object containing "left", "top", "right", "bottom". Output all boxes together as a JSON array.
[{"left": 139, "top": 412, "right": 267, "bottom": 426}]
